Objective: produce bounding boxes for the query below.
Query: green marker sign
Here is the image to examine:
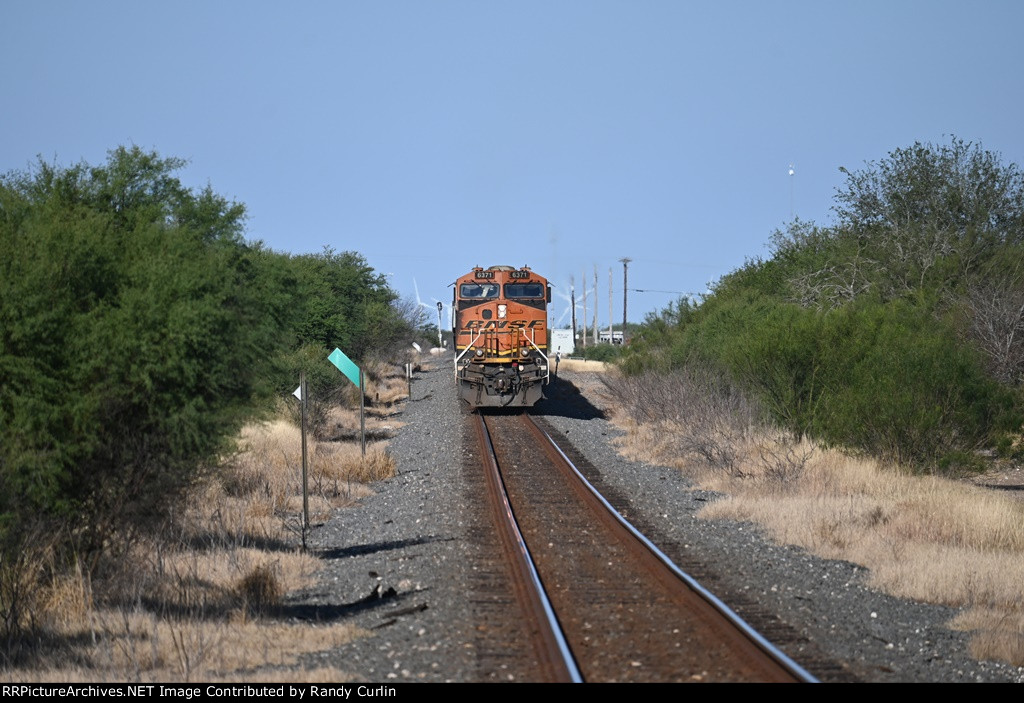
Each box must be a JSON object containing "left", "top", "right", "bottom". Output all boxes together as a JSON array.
[{"left": 328, "top": 347, "right": 361, "bottom": 388}]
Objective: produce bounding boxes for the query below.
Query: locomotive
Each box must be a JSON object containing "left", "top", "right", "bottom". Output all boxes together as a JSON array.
[{"left": 453, "top": 265, "right": 550, "bottom": 407}]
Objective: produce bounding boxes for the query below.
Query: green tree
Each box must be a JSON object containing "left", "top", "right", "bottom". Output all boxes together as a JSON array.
[
  {"left": 830, "top": 137, "right": 1024, "bottom": 299},
  {"left": 619, "top": 138, "right": 1024, "bottom": 468},
  {"left": 288, "top": 248, "right": 396, "bottom": 357},
  {"left": 0, "top": 147, "right": 278, "bottom": 553}
]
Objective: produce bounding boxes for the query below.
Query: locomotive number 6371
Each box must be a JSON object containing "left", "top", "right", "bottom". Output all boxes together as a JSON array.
[{"left": 453, "top": 265, "right": 550, "bottom": 407}]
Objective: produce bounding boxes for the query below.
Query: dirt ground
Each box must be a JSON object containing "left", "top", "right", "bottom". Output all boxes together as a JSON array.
[{"left": 964, "top": 463, "right": 1024, "bottom": 502}]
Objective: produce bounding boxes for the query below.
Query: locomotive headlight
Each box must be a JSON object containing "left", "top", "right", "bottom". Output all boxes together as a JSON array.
[{"left": 497, "top": 304, "right": 507, "bottom": 319}]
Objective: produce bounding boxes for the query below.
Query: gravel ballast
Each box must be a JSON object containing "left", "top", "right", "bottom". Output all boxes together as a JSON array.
[{"left": 292, "top": 359, "right": 1024, "bottom": 683}]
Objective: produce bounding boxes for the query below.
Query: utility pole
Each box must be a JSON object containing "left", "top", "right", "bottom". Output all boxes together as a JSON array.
[
  {"left": 620, "top": 257, "right": 631, "bottom": 343},
  {"left": 593, "top": 264, "right": 599, "bottom": 345},
  {"left": 570, "top": 275, "right": 577, "bottom": 348},
  {"left": 581, "top": 269, "right": 587, "bottom": 351},
  {"left": 608, "top": 267, "right": 613, "bottom": 343}
]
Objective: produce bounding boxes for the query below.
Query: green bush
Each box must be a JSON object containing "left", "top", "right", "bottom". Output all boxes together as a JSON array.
[
  {"left": 0, "top": 148, "right": 421, "bottom": 549},
  {"left": 580, "top": 342, "right": 623, "bottom": 362},
  {"left": 0, "top": 149, "right": 278, "bottom": 551},
  {"left": 0, "top": 147, "right": 424, "bottom": 654},
  {"left": 622, "top": 288, "right": 1014, "bottom": 467},
  {"left": 811, "top": 301, "right": 1011, "bottom": 465},
  {"left": 619, "top": 139, "right": 1024, "bottom": 471}
]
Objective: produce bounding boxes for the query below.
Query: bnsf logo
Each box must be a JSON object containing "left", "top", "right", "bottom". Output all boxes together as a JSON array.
[{"left": 463, "top": 320, "right": 545, "bottom": 330}]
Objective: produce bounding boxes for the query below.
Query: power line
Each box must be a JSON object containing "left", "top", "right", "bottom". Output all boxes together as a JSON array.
[{"left": 629, "top": 288, "right": 689, "bottom": 295}]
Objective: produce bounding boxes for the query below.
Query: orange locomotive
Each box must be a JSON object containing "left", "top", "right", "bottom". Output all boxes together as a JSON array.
[{"left": 453, "top": 265, "right": 550, "bottom": 407}]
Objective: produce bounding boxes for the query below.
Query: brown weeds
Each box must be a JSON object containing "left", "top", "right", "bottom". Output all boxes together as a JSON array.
[
  {"left": 603, "top": 367, "right": 1024, "bottom": 667},
  {"left": 2, "top": 379, "right": 404, "bottom": 680},
  {"left": 557, "top": 358, "right": 611, "bottom": 374}
]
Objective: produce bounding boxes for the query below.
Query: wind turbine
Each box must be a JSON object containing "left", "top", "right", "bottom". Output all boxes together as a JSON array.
[
  {"left": 413, "top": 278, "right": 433, "bottom": 314},
  {"left": 552, "top": 282, "right": 585, "bottom": 326}
]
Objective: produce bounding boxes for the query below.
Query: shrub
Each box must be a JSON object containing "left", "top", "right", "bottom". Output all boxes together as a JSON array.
[
  {"left": 602, "top": 366, "right": 761, "bottom": 475},
  {"left": 581, "top": 342, "right": 623, "bottom": 362},
  {"left": 623, "top": 291, "right": 1014, "bottom": 468},
  {"left": 813, "top": 302, "right": 1014, "bottom": 466}
]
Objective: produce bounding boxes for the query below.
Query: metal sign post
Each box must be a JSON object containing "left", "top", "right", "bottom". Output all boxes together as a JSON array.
[
  {"left": 328, "top": 347, "right": 366, "bottom": 457},
  {"left": 293, "top": 373, "right": 309, "bottom": 551},
  {"left": 359, "top": 368, "right": 366, "bottom": 457}
]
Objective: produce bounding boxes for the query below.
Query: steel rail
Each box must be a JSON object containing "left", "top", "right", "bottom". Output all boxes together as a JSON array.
[
  {"left": 524, "top": 414, "right": 819, "bottom": 684},
  {"left": 474, "top": 413, "right": 583, "bottom": 683}
]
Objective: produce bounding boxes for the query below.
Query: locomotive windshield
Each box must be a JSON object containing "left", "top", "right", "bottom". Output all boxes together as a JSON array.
[
  {"left": 504, "top": 282, "right": 545, "bottom": 299},
  {"left": 460, "top": 283, "right": 499, "bottom": 299}
]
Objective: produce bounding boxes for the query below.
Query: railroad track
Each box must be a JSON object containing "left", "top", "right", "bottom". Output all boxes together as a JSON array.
[{"left": 472, "top": 410, "right": 817, "bottom": 683}]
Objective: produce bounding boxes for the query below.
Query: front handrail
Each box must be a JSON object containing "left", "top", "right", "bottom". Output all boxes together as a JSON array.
[
  {"left": 523, "top": 329, "right": 550, "bottom": 383},
  {"left": 454, "top": 328, "right": 485, "bottom": 376}
]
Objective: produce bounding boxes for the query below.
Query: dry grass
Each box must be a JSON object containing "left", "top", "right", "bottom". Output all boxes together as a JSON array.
[
  {"left": 3, "top": 389, "right": 403, "bottom": 680},
  {"left": 314, "top": 441, "right": 397, "bottom": 483},
  {"left": 950, "top": 607, "right": 1024, "bottom": 665},
  {"left": 222, "top": 419, "right": 388, "bottom": 527},
  {"left": 133, "top": 545, "right": 319, "bottom": 613},
  {"left": 297, "top": 360, "right": 410, "bottom": 439},
  {"left": 3, "top": 527, "right": 363, "bottom": 682},
  {"left": 603, "top": 370, "right": 1024, "bottom": 667},
  {"left": 3, "top": 612, "right": 363, "bottom": 683},
  {"left": 360, "top": 358, "right": 414, "bottom": 409},
  {"left": 558, "top": 357, "right": 611, "bottom": 374},
  {"left": 322, "top": 405, "right": 404, "bottom": 440},
  {"left": 367, "top": 368, "right": 412, "bottom": 408}
]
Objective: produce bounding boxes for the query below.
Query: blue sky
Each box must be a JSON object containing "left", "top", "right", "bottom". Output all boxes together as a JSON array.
[{"left": 4, "top": 1, "right": 1023, "bottom": 329}]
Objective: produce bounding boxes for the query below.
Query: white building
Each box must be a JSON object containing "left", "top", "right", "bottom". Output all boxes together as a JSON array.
[{"left": 550, "top": 328, "right": 575, "bottom": 356}]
